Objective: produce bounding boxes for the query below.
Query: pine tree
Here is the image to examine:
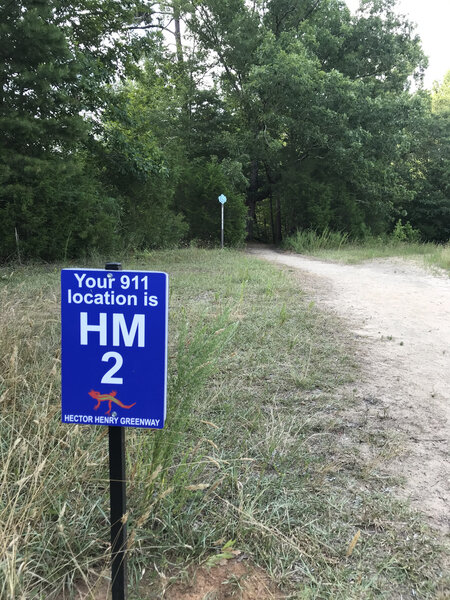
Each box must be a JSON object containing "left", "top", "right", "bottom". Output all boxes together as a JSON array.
[
  {"left": 0, "top": 0, "right": 153, "bottom": 259},
  {"left": 0, "top": 1, "right": 88, "bottom": 257}
]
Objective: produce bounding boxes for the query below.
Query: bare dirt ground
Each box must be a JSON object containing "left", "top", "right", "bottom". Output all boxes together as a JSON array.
[
  {"left": 59, "top": 559, "right": 284, "bottom": 600},
  {"left": 248, "top": 245, "right": 450, "bottom": 536},
  {"left": 160, "top": 559, "right": 284, "bottom": 600}
]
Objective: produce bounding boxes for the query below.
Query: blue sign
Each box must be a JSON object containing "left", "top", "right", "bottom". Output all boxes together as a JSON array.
[
  {"left": 218, "top": 194, "right": 227, "bottom": 204},
  {"left": 61, "top": 269, "right": 168, "bottom": 429}
]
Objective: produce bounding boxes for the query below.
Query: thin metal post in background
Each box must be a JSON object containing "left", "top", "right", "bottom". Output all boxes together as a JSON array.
[
  {"left": 221, "top": 203, "right": 224, "bottom": 249},
  {"left": 105, "top": 262, "right": 127, "bottom": 600}
]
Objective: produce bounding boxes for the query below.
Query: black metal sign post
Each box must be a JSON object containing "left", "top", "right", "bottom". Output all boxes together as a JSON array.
[
  {"left": 109, "top": 425, "right": 127, "bottom": 600},
  {"left": 105, "top": 262, "right": 127, "bottom": 600}
]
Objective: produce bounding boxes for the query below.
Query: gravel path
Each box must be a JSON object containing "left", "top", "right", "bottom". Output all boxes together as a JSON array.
[{"left": 249, "top": 246, "right": 450, "bottom": 534}]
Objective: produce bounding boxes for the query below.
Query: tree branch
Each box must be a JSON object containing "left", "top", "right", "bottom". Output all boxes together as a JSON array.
[
  {"left": 300, "top": 0, "right": 322, "bottom": 24},
  {"left": 195, "top": 5, "right": 242, "bottom": 96},
  {"left": 124, "top": 20, "right": 174, "bottom": 34}
]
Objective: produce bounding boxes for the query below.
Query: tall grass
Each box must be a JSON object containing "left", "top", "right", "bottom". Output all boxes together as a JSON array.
[
  {"left": 283, "top": 228, "right": 350, "bottom": 253},
  {"left": 0, "top": 262, "right": 237, "bottom": 598},
  {"left": 283, "top": 229, "right": 450, "bottom": 272},
  {"left": 1, "top": 250, "right": 448, "bottom": 598},
  {"left": 424, "top": 244, "right": 450, "bottom": 271}
]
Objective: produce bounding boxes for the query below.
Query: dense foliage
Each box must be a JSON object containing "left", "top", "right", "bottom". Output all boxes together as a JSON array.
[{"left": 0, "top": 0, "right": 449, "bottom": 260}]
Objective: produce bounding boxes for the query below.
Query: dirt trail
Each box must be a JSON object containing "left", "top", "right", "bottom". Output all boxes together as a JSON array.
[{"left": 249, "top": 246, "right": 450, "bottom": 535}]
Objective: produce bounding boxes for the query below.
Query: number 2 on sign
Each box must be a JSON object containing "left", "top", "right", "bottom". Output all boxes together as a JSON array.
[{"left": 101, "top": 351, "right": 123, "bottom": 384}]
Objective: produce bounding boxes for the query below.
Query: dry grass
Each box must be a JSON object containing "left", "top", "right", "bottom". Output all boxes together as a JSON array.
[
  {"left": 284, "top": 232, "right": 450, "bottom": 273},
  {"left": 0, "top": 251, "right": 448, "bottom": 599},
  {"left": 0, "top": 268, "right": 110, "bottom": 597}
]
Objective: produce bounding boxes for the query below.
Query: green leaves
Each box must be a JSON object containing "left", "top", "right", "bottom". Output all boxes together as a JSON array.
[{"left": 1, "top": 0, "right": 446, "bottom": 259}]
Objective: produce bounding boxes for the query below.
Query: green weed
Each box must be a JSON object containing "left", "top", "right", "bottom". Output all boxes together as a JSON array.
[
  {"left": 0, "top": 250, "right": 448, "bottom": 599},
  {"left": 283, "top": 228, "right": 350, "bottom": 253},
  {"left": 284, "top": 229, "right": 450, "bottom": 273}
]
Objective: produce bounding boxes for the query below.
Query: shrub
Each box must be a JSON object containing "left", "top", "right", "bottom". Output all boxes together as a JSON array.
[
  {"left": 282, "top": 228, "right": 350, "bottom": 253},
  {"left": 391, "top": 219, "right": 421, "bottom": 243}
]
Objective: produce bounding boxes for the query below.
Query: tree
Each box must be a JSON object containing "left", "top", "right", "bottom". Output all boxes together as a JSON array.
[
  {"left": 98, "top": 79, "right": 189, "bottom": 249},
  {"left": 0, "top": 0, "right": 90, "bottom": 258},
  {"left": 99, "top": 50, "right": 248, "bottom": 247},
  {"left": 404, "top": 75, "right": 450, "bottom": 241},
  {"left": 185, "top": 0, "right": 427, "bottom": 242},
  {"left": 1, "top": 0, "right": 443, "bottom": 258},
  {"left": 432, "top": 71, "right": 450, "bottom": 115},
  {"left": 0, "top": 0, "right": 162, "bottom": 259}
]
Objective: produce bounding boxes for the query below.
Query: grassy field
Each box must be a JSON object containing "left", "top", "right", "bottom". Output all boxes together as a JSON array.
[
  {"left": 0, "top": 248, "right": 448, "bottom": 599},
  {"left": 283, "top": 230, "right": 450, "bottom": 272}
]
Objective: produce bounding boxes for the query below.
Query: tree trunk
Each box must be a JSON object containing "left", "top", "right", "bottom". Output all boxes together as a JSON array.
[
  {"left": 173, "top": 4, "right": 183, "bottom": 63},
  {"left": 269, "top": 191, "right": 275, "bottom": 244},
  {"left": 247, "top": 159, "right": 259, "bottom": 240},
  {"left": 275, "top": 195, "right": 282, "bottom": 243},
  {"left": 263, "top": 160, "right": 282, "bottom": 244}
]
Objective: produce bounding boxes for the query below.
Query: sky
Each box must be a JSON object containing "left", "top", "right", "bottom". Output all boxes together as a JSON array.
[{"left": 345, "top": 0, "right": 450, "bottom": 88}]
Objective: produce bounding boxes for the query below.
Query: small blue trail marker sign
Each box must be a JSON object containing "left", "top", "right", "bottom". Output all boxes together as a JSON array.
[
  {"left": 61, "top": 268, "right": 168, "bottom": 429},
  {"left": 218, "top": 194, "right": 227, "bottom": 248}
]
